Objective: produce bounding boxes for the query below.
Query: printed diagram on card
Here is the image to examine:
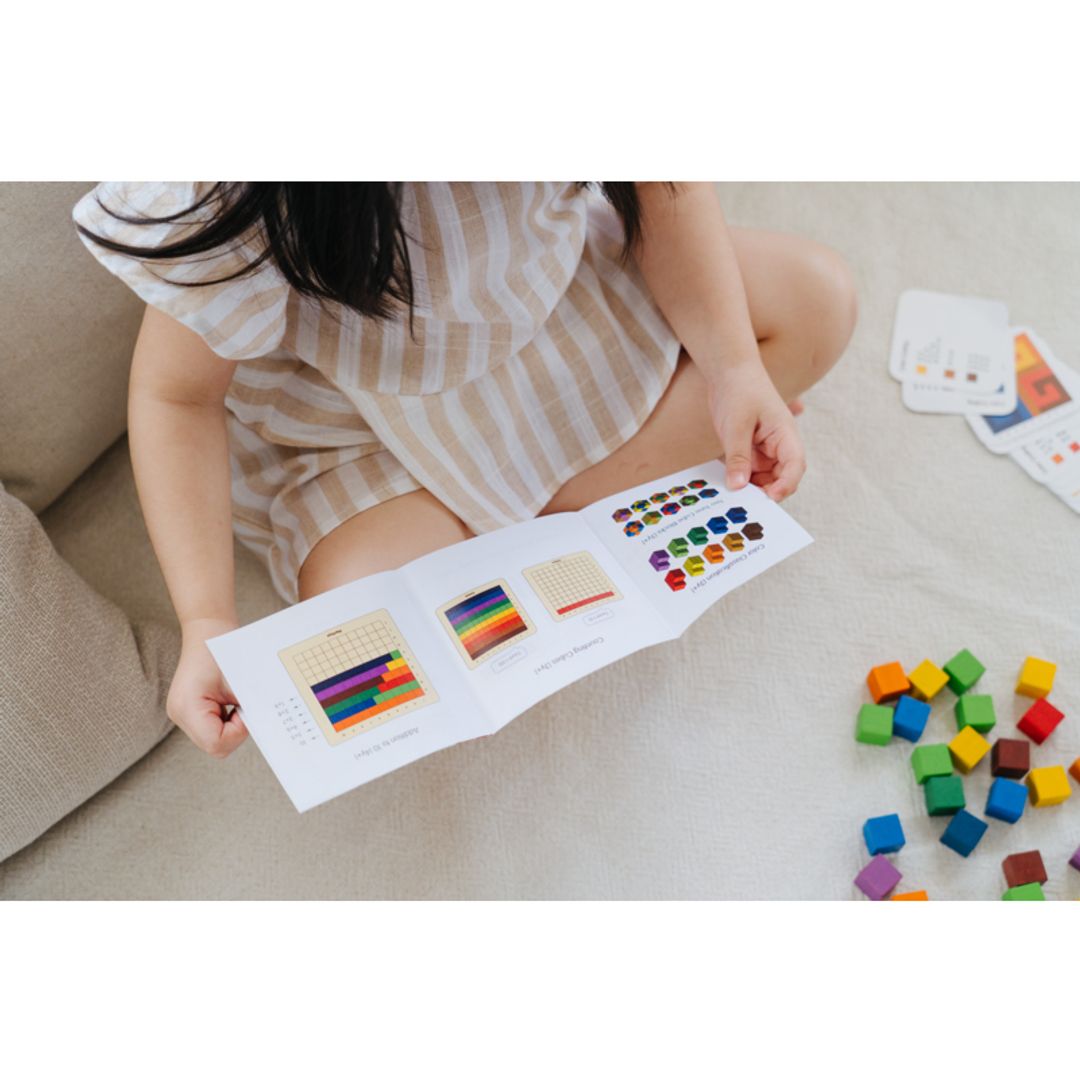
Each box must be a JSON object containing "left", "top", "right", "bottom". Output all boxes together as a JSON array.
[
  {"left": 890, "top": 290, "right": 1012, "bottom": 387},
  {"left": 523, "top": 551, "right": 622, "bottom": 622},
  {"left": 436, "top": 579, "right": 536, "bottom": 669},
  {"left": 278, "top": 610, "right": 438, "bottom": 747},
  {"left": 967, "top": 329, "right": 1080, "bottom": 453}
]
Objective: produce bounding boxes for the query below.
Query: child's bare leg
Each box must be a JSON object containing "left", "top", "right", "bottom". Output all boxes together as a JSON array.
[
  {"left": 542, "top": 227, "right": 856, "bottom": 512},
  {"left": 297, "top": 489, "right": 473, "bottom": 600}
]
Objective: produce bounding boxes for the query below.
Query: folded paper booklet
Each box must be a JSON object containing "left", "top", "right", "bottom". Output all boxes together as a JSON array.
[{"left": 208, "top": 460, "right": 813, "bottom": 810}]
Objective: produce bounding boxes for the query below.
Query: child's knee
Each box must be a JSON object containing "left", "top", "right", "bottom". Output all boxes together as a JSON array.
[{"left": 801, "top": 241, "right": 858, "bottom": 377}]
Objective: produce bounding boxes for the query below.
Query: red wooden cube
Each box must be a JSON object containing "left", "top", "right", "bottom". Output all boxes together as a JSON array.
[{"left": 1017, "top": 698, "right": 1064, "bottom": 745}]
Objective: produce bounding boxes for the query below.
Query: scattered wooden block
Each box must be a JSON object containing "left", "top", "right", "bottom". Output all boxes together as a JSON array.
[
  {"left": 1015, "top": 656, "right": 1056, "bottom": 699},
  {"left": 991, "top": 738, "right": 1031, "bottom": 779},
  {"left": 867, "top": 662, "right": 910, "bottom": 704},
  {"left": 943, "top": 648, "right": 985, "bottom": 694},
  {"left": 908, "top": 658, "right": 949, "bottom": 702},
  {"left": 948, "top": 726, "right": 991, "bottom": 774},
  {"left": 1027, "top": 765, "right": 1072, "bottom": 807},
  {"left": 1002, "top": 850, "right": 1048, "bottom": 888}
]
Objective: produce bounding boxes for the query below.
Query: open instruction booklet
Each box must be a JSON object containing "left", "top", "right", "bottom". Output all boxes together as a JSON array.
[{"left": 208, "top": 460, "right": 813, "bottom": 811}]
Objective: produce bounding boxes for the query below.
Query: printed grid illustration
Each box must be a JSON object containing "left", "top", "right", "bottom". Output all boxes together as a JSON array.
[
  {"left": 436, "top": 579, "right": 536, "bottom": 669},
  {"left": 278, "top": 610, "right": 437, "bottom": 747},
  {"left": 985, "top": 332, "right": 1074, "bottom": 434},
  {"left": 522, "top": 551, "right": 623, "bottom": 621}
]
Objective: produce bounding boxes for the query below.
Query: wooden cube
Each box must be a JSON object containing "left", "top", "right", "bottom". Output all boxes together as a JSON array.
[
  {"left": 1002, "top": 850, "right": 1048, "bottom": 888},
  {"left": 1027, "top": 765, "right": 1072, "bottom": 807},
  {"left": 1015, "top": 656, "right": 1056, "bottom": 699},
  {"left": 908, "top": 658, "right": 949, "bottom": 702},
  {"left": 991, "top": 738, "right": 1031, "bottom": 779},
  {"left": 949, "top": 726, "right": 991, "bottom": 774},
  {"left": 867, "top": 662, "right": 910, "bottom": 704}
]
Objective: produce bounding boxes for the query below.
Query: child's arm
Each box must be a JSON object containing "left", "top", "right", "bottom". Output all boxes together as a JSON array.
[
  {"left": 633, "top": 182, "right": 805, "bottom": 501},
  {"left": 128, "top": 305, "right": 247, "bottom": 757}
]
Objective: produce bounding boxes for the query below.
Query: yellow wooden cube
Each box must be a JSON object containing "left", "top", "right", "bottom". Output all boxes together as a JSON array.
[
  {"left": 1016, "top": 656, "right": 1056, "bottom": 699},
  {"left": 908, "top": 658, "right": 949, "bottom": 702},
  {"left": 1027, "top": 765, "right": 1072, "bottom": 807},
  {"left": 948, "top": 725, "right": 990, "bottom": 773}
]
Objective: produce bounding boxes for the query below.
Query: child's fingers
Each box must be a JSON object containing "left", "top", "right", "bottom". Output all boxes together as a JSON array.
[
  {"left": 762, "top": 428, "right": 806, "bottom": 501},
  {"left": 175, "top": 698, "right": 248, "bottom": 759},
  {"left": 721, "top": 415, "right": 756, "bottom": 489}
]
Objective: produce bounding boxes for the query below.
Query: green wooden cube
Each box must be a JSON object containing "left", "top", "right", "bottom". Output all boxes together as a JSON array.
[
  {"left": 924, "top": 774, "right": 965, "bottom": 816},
  {"left": 955, "top": 693, "right": 996, "bottom": 733},
  {"left": 856, "top": 703, "right": 893, "bottom": 745},
  {"left": 943, "top": 649, "right": 985, "bottom": 694},
  {"left": 911, "top": 743, "right": 953, "bottom": 784},
  {"left": 1002, "top": 882, "right": 1045, "bottom": 901}
]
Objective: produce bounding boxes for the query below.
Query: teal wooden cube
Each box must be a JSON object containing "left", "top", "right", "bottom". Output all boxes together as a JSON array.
[
  {"left": 924, "top": 774, "right": 965, "bottom": 816},
  {"left": 943, "top": 649, "right": 985, "bottom": 694},
  {"left": 955, "top": 694, "right": 996, "bottom": 733},
  {"left": 911, "top": 744, "right": 953, "bottom": 784},
  {"left": 856, "top": 704, "right": 893, "bottom": 745}
]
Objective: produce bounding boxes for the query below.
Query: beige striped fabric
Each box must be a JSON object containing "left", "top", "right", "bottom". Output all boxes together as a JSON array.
[{"left": 73, "top": 182, "right": 681, "bottom": 602}]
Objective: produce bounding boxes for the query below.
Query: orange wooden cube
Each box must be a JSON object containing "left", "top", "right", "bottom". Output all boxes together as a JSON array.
[
  {"left": 1069, "top": 757, "right": 1080, "bottom": 784},
  {"left": 867, "top": 662, "right": 911, "bottom": 704},
  {"left": 891, "top": 890, "right": 928, "bottom": 901}
]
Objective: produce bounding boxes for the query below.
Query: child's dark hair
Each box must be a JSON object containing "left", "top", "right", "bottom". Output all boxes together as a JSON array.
[{"left": 75, "top": 182, "right": 648, "bottom": 322}]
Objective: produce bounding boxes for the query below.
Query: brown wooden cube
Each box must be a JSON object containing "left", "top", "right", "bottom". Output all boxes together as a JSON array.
[
  {"left": 991, "top": 738, "right": 1030, "bottom": 779},
  {"left": 1003, "top": 850, "right": 1047, "bottom": 889}
]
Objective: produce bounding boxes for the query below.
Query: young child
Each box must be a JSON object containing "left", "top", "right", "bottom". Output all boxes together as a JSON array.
[{"left": 73, "top": 182, "right": 856, "bottom": 759}]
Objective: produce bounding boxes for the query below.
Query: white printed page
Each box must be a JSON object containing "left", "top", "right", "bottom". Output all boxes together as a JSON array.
[
  {"left": 579, "top": 459, "right": 814, "bottom": 636},
  {"left": 402, "top": 512, "right": 668, "bottom": 732},
  {"left": 207, "top": 568, "right": 486, "bottom": 812}
]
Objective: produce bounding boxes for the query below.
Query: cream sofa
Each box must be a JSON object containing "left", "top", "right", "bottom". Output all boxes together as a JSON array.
[{"left": 2, "top": 182, "right": 1078, "bottom": 899}]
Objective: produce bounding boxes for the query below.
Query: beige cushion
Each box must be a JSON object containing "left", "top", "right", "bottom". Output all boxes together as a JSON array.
[
  {"left": 0, "top": 479, "right": 179, "bottom": 862},
  {"left": 0, "top": 182, "right": 145, "bottom": 512}
]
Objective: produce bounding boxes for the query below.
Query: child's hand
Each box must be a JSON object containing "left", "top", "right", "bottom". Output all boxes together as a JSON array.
[
  {"left": 168, "top": 618, "right": 248, "bottom": 758},
  {"left": 705, "top": 360, "right": 806, "bottom": 501}
]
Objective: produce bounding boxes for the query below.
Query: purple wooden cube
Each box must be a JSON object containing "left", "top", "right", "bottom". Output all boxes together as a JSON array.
[
  {"left": 854, "top": 855, "right": 902, "bottom": 900},
  {"left": 1070, "top": 845, "right": 1080, "bottom": 873},
  {"left": 649, "top": 550, "right": 670, "bottom": 571}
]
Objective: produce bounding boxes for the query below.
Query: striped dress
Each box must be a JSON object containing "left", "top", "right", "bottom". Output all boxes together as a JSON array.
[{"left": 73, "top": 182, "right": 682, "bottom": 602}]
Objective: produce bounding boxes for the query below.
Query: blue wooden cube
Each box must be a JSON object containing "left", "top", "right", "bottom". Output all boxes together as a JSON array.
[
  {"left": 939, "top": 809, "right": 988, "bottom": 857},
  {"left": 892, "top": 695, "right": 931, "bottom": 742},
  {"left": 863, "top": 813, "right": 906, "bottom": 855},
  {"left": 984, "top": 777, "right": 1027, "bottom": 824}
]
